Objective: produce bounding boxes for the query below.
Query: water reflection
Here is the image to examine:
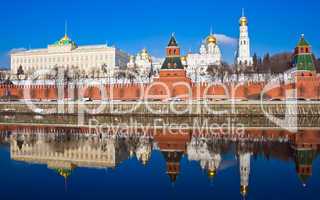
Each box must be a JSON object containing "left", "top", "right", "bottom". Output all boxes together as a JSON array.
[{"left": 0, "top": 126, "right": 320, "bottom": 198}]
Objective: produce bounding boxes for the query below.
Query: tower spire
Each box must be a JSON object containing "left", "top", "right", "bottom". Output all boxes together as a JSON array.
[
  {"left": 210, "top": 25, "right": 213, "bottom": 35},
  {"left": 65, "top": 20, "right": 68, "bottom": 37},
  {"left": 242, "top": 8, "right": 245, "bottom": 17}
]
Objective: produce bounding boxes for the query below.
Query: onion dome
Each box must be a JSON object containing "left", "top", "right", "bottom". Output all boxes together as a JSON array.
[
  {"left": 206, "top": 34, "right": 217, "bottom": 44},
  {"left": 181, "top": 56, "right": 187, "bottom": 62},
  {"left": 239, "top": 16, "right": 248, "bottom": 26},
  {"left": 140, "top": 48, "right": 152, "bottom": 62}
]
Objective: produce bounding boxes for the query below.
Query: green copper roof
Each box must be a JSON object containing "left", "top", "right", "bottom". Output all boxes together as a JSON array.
[
  {"left": 54, "top": 34, "right": 77, "bottom": 47},
  {"left": 168, "top": 35, "right": 178, "bottom": 46},
  {"left": 53, "top": 168, "right": 73, "bottom": 178},
  {"left": 161, "top": 57, "right": 184, "bottom": 69},
  {"left": 293, "top": 35, "right": 315, "bottom": 71},
  {"left": 297, "top": 35, "right": 309, "bottom": 46},
  {"left": 298, "top": 174, "right": 311, "bottom": 183},
  {"left": 295, "top": 149, "right": 316, "bottom": 165},
  {"left": 293, "top": 54, "right": 315, "bottom": 71}
]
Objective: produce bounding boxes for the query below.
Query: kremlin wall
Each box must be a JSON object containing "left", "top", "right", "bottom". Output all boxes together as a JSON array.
[{"left": 0, "top": 34, "right": 320, "bottom": 102}]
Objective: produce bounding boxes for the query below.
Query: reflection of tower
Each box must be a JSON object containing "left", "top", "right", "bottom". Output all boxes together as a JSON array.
[
  {"left": 163, "top": 151, "right": 183, "bottom": 183},
  {"left": 290, "top": 130, "right": 320, "bottom": 187},
  {"left": 187, "top": 138, "right": 221, "bottom": 180},
  {"left": 236, "top": 9, "right": 253, "bottom": 67},
  {"left": 239, "top": 152, "right": 251, "bottom": 198},
  {"left": 135, "top": 137, "right": 152, "bottom": 166},
  {"left": 154, "top": 131, "right": 191, "bottom": 183},
  {"left": 293, "top": 149, "right": 316, "bottom": 187},
  {"left": 207, "top": 153, "right": 221, "bottom": 180}
]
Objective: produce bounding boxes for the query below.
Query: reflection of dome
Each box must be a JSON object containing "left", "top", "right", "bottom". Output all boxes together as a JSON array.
[
  {"left": 239, "top": 16, "right": 248, "bottom": 26},
  {"left": 240, "top": 185, "right": 248, "bottom": 197},
  {"left": 208, "top": 169, "right": 216, "bottom": 179},
  {"left": 54, "top": 168, "right": 73, "bottom": 179},
  {"left": 206, "top": 34, "right": 217, "bottom": 44}
]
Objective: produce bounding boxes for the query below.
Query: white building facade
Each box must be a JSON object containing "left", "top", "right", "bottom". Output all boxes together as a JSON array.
[
  {"left": 10, "top": 34, "right": 129, "bottom": 78},
  {"left": 236, "top": 11, "right": 253, "bottom": 66},
  {"left": 186, "top": 33, "right": 222, "bottom": 79}
]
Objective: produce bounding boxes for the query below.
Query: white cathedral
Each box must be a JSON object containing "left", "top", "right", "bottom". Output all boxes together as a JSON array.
[
  {"left": 127, "top": 48, "right": 152, "bottom": 76},
  {"left": 186, "top": 32, "right": 222, "bottom": 78}
]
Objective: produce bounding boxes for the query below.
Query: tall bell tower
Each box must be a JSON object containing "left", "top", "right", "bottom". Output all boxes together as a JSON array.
[{"left": 236, "top": 9, "right": 253, "bottom": 67}]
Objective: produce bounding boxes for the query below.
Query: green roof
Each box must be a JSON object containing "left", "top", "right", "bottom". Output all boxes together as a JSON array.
[
  {"left": 54, "top": 34, "right": 77, "bottom": 48},
  {"left": 297, "top": 35, "right": 310, "bottom": 46},
  {"left": 161, "top": 56, "right": 184, "bottom": 69},
  {"left": 53, "top": 168, "right": 73, "bottom": 178},
  {"left": 168, "top": 35, "right": 178, "bottom": 46},
  {"left": 295, "top": 149, "right": 316, "bottom": 165},
  {"left": 293, "top": 54, "right": 315, "bottom": 71},
  {"left": 298, "top": 174, "right": 311, "bottom": 184}
]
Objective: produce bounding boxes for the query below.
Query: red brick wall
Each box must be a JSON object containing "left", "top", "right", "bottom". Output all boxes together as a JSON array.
[{"left": 1, "top": 72, "right": 319, "bottom": 101}]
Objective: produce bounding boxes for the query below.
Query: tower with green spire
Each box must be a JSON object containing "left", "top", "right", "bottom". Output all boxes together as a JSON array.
[
  {"left": 293, "top": 34, "right": 315, "bottom": 72},
  {"left": 161, "top": 34, "right": 184, "bottom": 70}
]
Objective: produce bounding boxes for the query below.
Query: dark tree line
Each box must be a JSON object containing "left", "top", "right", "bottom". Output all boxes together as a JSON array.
[{"left": 252, "top": 52, "right": 320, "bottom": 74}]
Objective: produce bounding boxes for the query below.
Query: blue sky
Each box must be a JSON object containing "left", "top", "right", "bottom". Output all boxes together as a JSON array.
[{"left": 0, "top": 0, "right": 319, "bottom": 68}]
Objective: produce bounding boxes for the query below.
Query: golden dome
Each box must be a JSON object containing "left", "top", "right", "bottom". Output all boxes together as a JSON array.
[
  {"left": 206, "top": 34, "right": 217, "bottom": 44},
  {"left": 239, "top": 16, "right": 248, "bottom": 26},
  {"left": 140, "top": 48, "right": 152, "bottom": 62},
  {"left": 141, "top": 48, "right": 148, "bottom": 56},
  {"left": 181, "top": 56, "right": 187, "bottom": 62}
]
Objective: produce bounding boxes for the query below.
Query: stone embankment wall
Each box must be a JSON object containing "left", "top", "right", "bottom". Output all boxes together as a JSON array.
[{"left": 1, "top": 101, "right": 320, "bottom": 116}]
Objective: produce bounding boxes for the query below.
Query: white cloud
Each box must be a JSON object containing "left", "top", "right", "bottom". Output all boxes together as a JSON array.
[{"left": 214, "top": 34, "right": 238, "bottom": 46}]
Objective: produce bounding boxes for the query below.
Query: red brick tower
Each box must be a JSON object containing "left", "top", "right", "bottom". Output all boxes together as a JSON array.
[{"left": 151, "top": 34, "right": 192, "bottom": 100}]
